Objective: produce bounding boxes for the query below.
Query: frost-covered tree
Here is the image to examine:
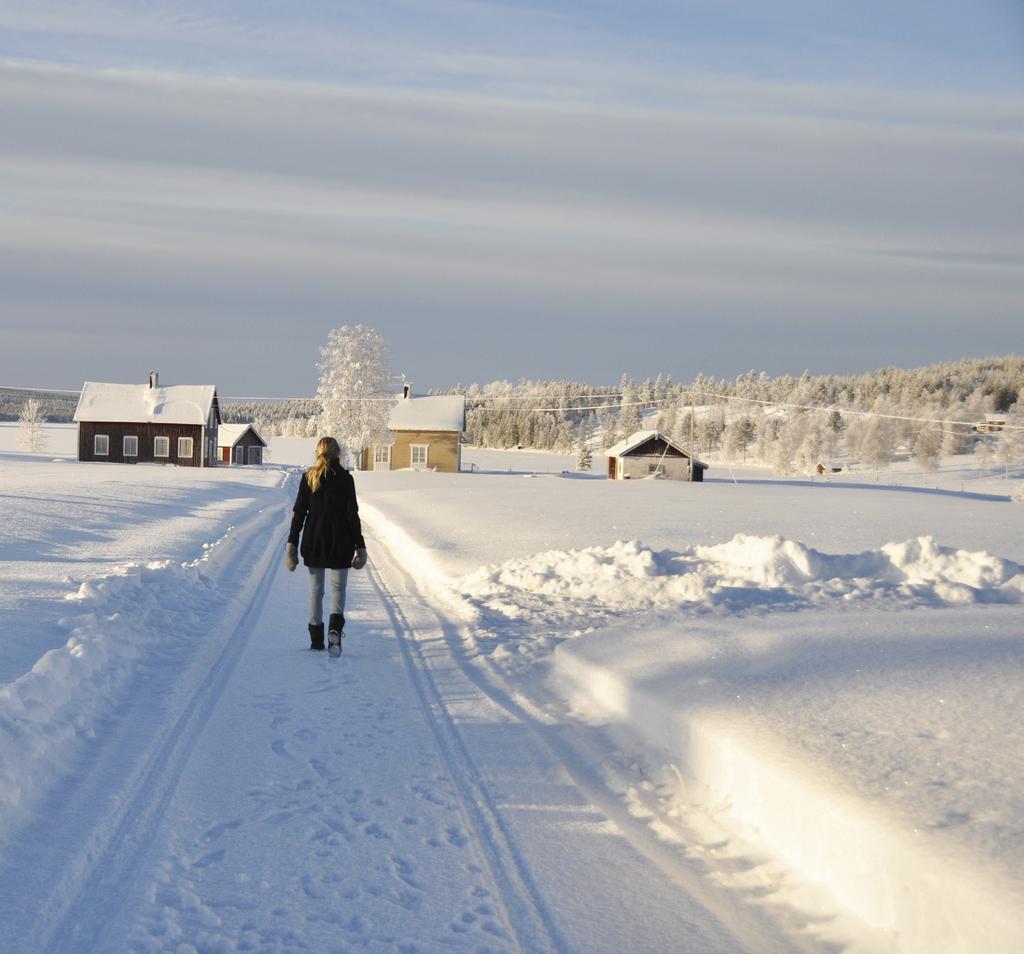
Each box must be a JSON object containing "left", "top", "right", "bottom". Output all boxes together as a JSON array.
[
  {"left": 18, "top": 399, "right": 46, "bottom": 453},
  {"left": 770, "top": 413, "right": 807, "bottom": 474},
  {"left": 824, "top": 409, "right": 846, "bottom": 466},
  {"left": 996, "top": 406, "right": 1024, "bottom": 479},
  {"left": 913, "top": 423, "right": 942, "bottom": 476},
  {"left": 797, "top": 421, "right": 824, "bottom": 473},
  {"left": 699, "top": 412, "right": 725, "bottom": 455},
  {"left": 619, "top": 375, "right": 642, "bottom": 437},
  {"left": 575, "top": 419, "right": 594, "bottom": 472},
  {"left": 316, "top": 325, "right": 396, "bottom": 467},
  {"left": 603, "top": 414, "right": 623, "bottom": 450},
  {"left": 729, "top": 418, "right": 757, "bottom": 463},
  {"left": 974, "top": 436, "right": 996, "bottom": 471},
  {"left": 857, "top": 415, "right": 894, "bottom": 480}
]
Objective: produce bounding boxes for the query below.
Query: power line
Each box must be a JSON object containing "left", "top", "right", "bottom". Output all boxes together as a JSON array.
[
  {"left": 469, "top": 394, "right": 1024, "bottom": 430},
  {"left": 4, "top": 385, "right": 1022, "bottom": 431}
]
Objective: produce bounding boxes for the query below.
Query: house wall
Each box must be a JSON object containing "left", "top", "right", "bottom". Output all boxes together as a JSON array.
[
  {"left": 617, "top": 455, "right": 692, "bottom": 481},
  {"left": 78, "top": 422, "right": 203, "bottom": 466},
  {"left": 610, "top": 455, "right": 703, "bottom": 481},
  {"left": 362, "top": 430, "right": 461, "bottom": 473}
]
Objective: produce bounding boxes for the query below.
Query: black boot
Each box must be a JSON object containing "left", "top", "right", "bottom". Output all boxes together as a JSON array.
[
  {"left": 327, "top": 613, "right": 344, "bottom": 656},
  {"left": 308, "top": 623, "right": 325, "bottom": 651}
]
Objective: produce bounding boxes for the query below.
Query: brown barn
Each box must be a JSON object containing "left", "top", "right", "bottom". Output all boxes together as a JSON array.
[
  {"left": 606, "top": 430, "right": 707, "bottom": 481},
  {"left": 359, "top": 389, "right": 466, "bottom": 473},
  {"left": 74, "top": 372, "right": 220, "bottom": 467},
  {"left": 218, "top": 423, "right": 267, "bottom": 465}
]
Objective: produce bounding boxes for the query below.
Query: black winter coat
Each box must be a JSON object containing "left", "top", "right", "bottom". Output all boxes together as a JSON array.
[{"left": 288, "top": 463, "right": 366, "bottom": 569}]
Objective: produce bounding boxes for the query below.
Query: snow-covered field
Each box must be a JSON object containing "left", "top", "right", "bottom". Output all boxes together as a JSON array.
[
  {"left": 354, "top": 450, "right": 1024, "bottom": 953},
  {"left": 1, "top": 428, "right": 1023, "bottom": 952}
]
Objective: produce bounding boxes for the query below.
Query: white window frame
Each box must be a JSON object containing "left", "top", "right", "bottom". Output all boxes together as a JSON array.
[
  {"left": 410, "top": 444, "right": 429, "bottom": 470},
  {"left": 153, "top": 436, "right": 170, "bottom": 458},
  {"left": 94, "top": 434, "right": 109, "bottom": 456},
  {"left": 178, "top": 436, "right": 194, "bottom": 459},
  {"left": 373, "top": 445, "right": 391, "bottom": 471},
  {"left": 123, "top": 435, "right": 138, "bottom": 457},
  {"left": 247, "top": 445, "right": 262, "bottom": 465}
]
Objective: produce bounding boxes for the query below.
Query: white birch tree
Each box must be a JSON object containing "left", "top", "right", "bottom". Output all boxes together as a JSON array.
[
  {"left": 316, "top": 325, "right": 397, "bottom": 467},
  {"left": 18, "top": 399, "right": 47, "bottom": 453},
  {"left": 858, "top": 416, "right": 894, "bottom": 480},
  {"left": 913, "top": 423, "right": 942, "bottom": 477}
]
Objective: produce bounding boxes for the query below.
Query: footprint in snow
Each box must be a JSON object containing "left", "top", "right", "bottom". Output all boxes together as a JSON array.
[
  {"left": 201, "top": 818, "right": 243, "bottom": 843},
  {"left": 445, "top": 826, "right": 469, "bottom": 848},
  {"left": 309, "top": 757, "right": 333, "bottom": 780},
  {"left": 191, "top": 848, "right": 226, "bottom": 869}
]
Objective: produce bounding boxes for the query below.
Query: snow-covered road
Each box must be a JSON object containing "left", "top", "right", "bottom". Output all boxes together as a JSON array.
[{"left": 1, "top": 475, "right": 808, "bottom": 954}]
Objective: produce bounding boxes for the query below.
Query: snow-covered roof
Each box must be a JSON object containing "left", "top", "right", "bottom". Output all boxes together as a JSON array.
[
  {"left": 217, "top": 423, "right": 266, "bottom": 447},
  {"left": 74, "top": 382, "right": 217, "bottom": 426},
  {"left": 606, "top": 430, "right": 668, "bottom": 458},
  {"left": 388, "top": 394, "right": 465, "bottom": 433},
  {"left": 606, "top": 429, "right": 706, "bottom": 466}
]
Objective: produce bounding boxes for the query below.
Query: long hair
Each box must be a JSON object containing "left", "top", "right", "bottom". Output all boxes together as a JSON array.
[{"left": 307, "top": 437, "right": 342, "bottom": 493}]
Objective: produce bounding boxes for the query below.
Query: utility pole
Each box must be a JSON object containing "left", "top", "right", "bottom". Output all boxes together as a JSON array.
[{"left": 689, "top": 389, "right": 695, "bottom": 481}]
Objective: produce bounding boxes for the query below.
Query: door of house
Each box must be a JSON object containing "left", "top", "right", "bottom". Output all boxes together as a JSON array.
[
  {"left": 374, "top": 445, "right": 391, "bottom": 471},
  {"left": 608, "top": 457, "right": 617, "bottom": 479}
]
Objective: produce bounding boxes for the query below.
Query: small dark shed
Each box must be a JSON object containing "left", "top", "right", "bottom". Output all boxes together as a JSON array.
[
  {"left": 218, "top": 423, "right": 267, "bottom": 465},
  {"left": 606, "top": 430, "right": 708, "bottom": 481}
]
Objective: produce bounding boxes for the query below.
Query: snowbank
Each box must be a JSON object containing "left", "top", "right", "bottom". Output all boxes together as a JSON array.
[
  {"left": 356, "top": 459, "right": 1024, "bottom": 952},
  {"left": 552, "top": 614, "right": 1024, "bottom": 954},
  {"left": 0, "top": 498, "right": 286, "bottom": 840},
  {"left": 461, "top": 534, "right": 1024, "bottom": 619}
]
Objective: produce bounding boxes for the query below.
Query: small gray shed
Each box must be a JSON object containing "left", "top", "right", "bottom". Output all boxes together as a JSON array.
[
  {"left": 218, "top": 423, "right": 267, "bottom": 465},
  {"left": 606, "top": 430, "right": 707, "bottom": 481}
]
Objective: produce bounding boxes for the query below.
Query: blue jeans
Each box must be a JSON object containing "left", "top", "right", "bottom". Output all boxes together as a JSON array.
[{"left": 308, "top": 567, "right": 349, "bottom": 626}]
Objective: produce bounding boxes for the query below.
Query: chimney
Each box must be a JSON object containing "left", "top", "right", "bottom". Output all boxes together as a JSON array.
[
  {"left": 149, "top": 370, "right": 159, "bottom": 389},
  {"left": 403, "top": 382, "right": 412, "bottom": 400}
]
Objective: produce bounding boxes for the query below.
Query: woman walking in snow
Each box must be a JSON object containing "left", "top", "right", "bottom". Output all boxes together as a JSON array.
[{"left": 286, "top": 437, "right": 368, "bottom": 654}]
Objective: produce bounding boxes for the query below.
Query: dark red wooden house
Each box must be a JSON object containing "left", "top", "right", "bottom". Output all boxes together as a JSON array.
[{"left": 74, "top": 371, "right": 220, "bottom": 467}]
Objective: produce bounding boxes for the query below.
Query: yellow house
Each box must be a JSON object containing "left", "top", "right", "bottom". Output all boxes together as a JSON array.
[{"left": 359, "top": 390, "right": 466, "bottom": 473}]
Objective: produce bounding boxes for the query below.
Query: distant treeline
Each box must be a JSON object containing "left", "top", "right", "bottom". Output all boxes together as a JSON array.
[
  {"left": 0, "top": 390, "right": 322, "bottom": 428},
  {"left": 0, "top": 389, "right": 77, "bottom": 422}
]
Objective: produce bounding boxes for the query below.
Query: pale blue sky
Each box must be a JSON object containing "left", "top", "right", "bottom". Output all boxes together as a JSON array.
[{"left": 1, "top": 2, "right": 1022, "bottom": 394}]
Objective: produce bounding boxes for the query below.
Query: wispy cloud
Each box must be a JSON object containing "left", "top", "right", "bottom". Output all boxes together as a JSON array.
[{"left": 0, "top": 52, "right": 1021, "bottom": 387}]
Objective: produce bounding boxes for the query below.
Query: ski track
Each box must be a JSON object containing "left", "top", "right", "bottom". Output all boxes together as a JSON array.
[
  {"left": 24, "top": 499, "right": 288, "bottom": 954},
  {"left": 364, "top": 559, "right": 568, "bottom": 954}
]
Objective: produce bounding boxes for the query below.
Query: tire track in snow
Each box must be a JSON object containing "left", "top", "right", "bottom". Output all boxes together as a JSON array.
[
  {"left": 366, "top": 553, "right": 570, "bottom": 954},
  {"left": 27, "top": 499, "right": 288, "bottom": 954}
]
